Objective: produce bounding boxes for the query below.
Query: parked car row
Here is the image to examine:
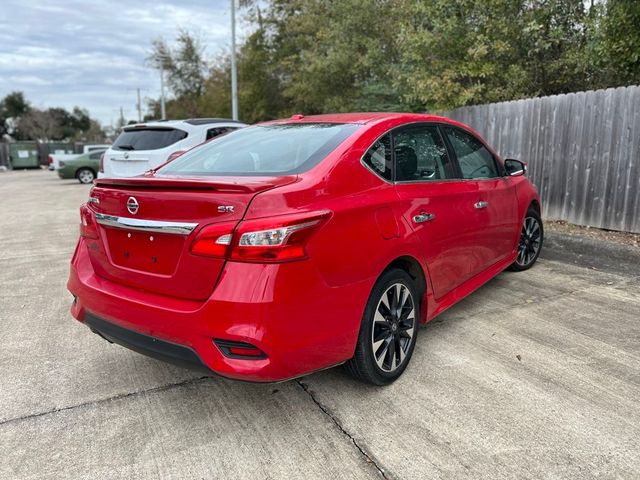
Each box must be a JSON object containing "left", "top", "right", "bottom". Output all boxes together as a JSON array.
[
  {"left": 101, "top": 118, "right": 245, "bottom": 178},
  {"left": 49, "top": 144, "right": 111, "bottom": 171},
  {"left": 50, "top": 118, "right": 246, "bottom": 183},
  {"left": 68, "top": 112, "right": 543, "bottom": 385},
  {"left": 56, "top": 149, "right": 105, "bottom": 184}
]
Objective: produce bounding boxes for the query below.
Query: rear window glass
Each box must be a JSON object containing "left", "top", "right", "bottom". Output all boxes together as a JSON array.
[
  {"left": 158, "top": 123, "right": 359, "bottom": 176},
  {"left": 112, "top": 128, "right": 188, "bottom": 151}
]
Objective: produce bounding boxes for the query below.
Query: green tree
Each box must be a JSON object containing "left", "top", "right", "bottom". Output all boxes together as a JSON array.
[
  {"left": 519, "top": 0, "right": 591, "bottom": 96},
  {"left": 147, "top": 0, "right": 640, "bottom": 121},
  {"left": 0, "top": 91, "right": 30, "bottom": 138},
  {"left": 393, "top": 0, "right": 593, "bottom": 111},
  {"left": 149, "top": 31, "right": 209, "bottom": 117},
  {"left": 599, "top": 0, "right": 640, "bottom": 85},
  {"left": 261, "top": 0, "right": 404, "bottom": 113}
]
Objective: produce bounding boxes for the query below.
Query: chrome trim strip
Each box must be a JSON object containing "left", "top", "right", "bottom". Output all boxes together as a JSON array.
[{"left": 94, "top": 213, "right": 198, "bottom": 235}]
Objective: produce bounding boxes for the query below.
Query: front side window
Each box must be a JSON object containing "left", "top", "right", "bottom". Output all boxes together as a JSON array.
[
  {"left": 158, "top": 123, "right": 359, "bottom": 176},
  {"left": 362, "top": 134, "right": 392, "bottom": 181},
  {"left": 393, "top": 126, "right": 454, "bottom": 181},
  {"left": 443, "top": 127, "right": 500, "bottom": 179}
]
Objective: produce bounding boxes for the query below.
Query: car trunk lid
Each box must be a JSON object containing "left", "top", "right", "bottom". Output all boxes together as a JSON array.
[
  {"left": 86, "top": 175, "right": 296, "bottom": 300},
  {"left": 106, "top": 150, "right": 155, "bottom": 177}
]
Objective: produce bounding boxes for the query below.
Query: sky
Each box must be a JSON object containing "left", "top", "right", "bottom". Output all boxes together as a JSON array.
[{"left": 0, "top": 0, "right": 249, "bottom": 127}]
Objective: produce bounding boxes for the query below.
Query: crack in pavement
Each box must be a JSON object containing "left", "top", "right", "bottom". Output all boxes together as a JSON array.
[
  {"left": 296, "top": 379, "right": 390, "bottom": 480},
  {"left": 6, "top": 372, "right": 392, "bottom": 480},
  {"left": 0, "top": 375, "right": 210, "bottom": 427}
]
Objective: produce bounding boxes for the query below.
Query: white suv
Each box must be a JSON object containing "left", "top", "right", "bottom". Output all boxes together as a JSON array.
[{"left": 100, "top": 118, "right": 246, "bottom": 178}]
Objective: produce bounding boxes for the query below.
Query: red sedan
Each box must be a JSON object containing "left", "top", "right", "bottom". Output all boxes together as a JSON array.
[{"left": 68, "top": 113, "right": 542, "bottom": 385}]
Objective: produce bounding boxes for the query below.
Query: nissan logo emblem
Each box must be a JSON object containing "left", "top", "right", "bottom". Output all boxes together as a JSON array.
[{"left": 127, "top": 197, "right": 139, "bottom": 215}]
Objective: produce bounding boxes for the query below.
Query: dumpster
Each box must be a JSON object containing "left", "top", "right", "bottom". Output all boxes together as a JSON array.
[
  {"left": 46, "top": 142, "right": 74, "bottom": 155},
  {"left": 9, "top": 142, "right": 39, "bottom": 168},
  {"left": 41, "top": 142, "right": 74, "bottom": 167}
]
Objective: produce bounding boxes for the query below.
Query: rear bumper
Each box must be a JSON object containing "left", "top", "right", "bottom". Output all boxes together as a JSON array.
[
  {"left": 68, "top": 238, "right": 371, "bottom": 382},
  {"left": 57, "top": 167, "right": 74, "bottom": 179},
  {"left": 84, "top": 312, "right": 209, "bottom": 372}
]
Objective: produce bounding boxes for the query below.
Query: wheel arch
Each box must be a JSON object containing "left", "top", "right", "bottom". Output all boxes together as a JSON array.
[
  {"left": 381, "top": 255, "right": 427, "bottom": 304},
  {"left": 76, "top": 166, "right": 96, "bottom": 178},
  {"left": 529, "top": 199, "right": 541, "bottom": 216}
]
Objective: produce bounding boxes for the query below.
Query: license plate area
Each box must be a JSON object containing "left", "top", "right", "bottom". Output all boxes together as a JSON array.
[{"left": 104, "top": 228, "right": 184, "bottom": 275}]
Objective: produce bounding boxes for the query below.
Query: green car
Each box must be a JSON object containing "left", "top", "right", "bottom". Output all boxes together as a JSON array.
[{"left": 57, "top": 149, "right": 106, "bottom": 184}]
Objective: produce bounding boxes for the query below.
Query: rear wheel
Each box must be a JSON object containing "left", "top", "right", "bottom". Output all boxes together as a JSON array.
[
  {"left": 509, "top": 208, "right": 543, "bottom": 271},
  {"left": 345, "top": 268, "right": 419, "bottom": 385},
  {"left": 77, "top": 168, "right": 95, "bottom": 184}
]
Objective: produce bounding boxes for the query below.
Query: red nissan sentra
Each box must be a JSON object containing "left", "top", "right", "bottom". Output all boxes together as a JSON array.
[{"left": 68, "top": 113, "right": 542, "bottom": 385}]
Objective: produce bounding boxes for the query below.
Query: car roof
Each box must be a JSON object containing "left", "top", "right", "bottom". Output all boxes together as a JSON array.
[
  {"left": 123, "top": 118, "right": 245, "bottom": 130},
  {"left": 261, "top": 112, "right": 463, "bottom": 126},
  {"left": 75, "top": 149, "right": 107, "bottom": 158}
]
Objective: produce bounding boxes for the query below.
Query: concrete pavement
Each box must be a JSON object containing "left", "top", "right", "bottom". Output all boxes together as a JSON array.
[{"left": 1, "top": 170, "right": 639, "bottom": 479}]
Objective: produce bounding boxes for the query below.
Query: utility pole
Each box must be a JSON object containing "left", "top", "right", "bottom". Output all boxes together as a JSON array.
[
  {"left": 230, "top": 0, "right": 239, "bottom": 121},
  {"left": 160, "top": 68, "right": 166, "bottom": 120},
  {"left": 136, "top": 88, "right": 142, "bottom": 122}
]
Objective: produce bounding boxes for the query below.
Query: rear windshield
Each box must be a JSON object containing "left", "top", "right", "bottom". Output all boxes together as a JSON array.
[
  {"left": 112, "top": 128, "right": 188, "bottom": 151},
  {"left": 157, "top": 123, "right": 359, "bottom": 176}
]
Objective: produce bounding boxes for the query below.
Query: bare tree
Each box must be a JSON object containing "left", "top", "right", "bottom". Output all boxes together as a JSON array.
[{"left": 18, "top": 109, "right": 61, "bottom": 141}]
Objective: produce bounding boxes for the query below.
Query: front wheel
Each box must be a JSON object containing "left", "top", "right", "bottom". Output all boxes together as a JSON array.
[
  {"left": 345, "top": 268, "right": 419, "bottom": 385},
  {"left": 76, "top": 168, "right": 95, "bottom": 184},
  {"left": 509, "top": 208, "right": 543, "bottom": 271}
]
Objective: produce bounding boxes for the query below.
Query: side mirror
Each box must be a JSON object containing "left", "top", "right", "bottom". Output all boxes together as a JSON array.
[{"left": 505, "top": 158, "right": 526, "bottom": 177}]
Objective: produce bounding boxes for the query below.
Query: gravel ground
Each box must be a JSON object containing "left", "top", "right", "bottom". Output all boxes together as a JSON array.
[{"left": 546, "top": 220, "right": 640, "bottom": 248}]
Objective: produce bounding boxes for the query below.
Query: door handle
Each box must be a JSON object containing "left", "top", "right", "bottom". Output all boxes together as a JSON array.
[
  {"left": 474, "top": 201, "right": 489, "bottom": 209},
  {"left": 413, "top": 212, "right": 436, "bottom": 223}
]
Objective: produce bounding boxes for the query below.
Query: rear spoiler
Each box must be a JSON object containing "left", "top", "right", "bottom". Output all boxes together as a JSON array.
[{"left": 94, "top": 175, "right": 298, "bottom": 193}]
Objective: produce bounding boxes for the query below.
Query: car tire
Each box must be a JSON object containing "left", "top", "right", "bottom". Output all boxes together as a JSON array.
[
  {"left": 345, "top": 268, "right": 419, "bottom": 385},
  {"left": 77, "top": 168, "right": 95, "bottom": 184},
  {"left": 508, "top": 207, "right": 543, "bottom": 271}
]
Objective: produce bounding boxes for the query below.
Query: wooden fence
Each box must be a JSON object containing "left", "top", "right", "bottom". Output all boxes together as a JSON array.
[{"left": 446, "top": 85, "right": 640, "bottom": 234}]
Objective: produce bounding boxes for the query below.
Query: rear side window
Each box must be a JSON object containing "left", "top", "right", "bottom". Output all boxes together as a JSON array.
[
  {"left": 112, "top": 128, "right": 188, "bottom": 151},
  {"left": 443, "top": 127, "right": 499, "bottom": 179},
  {"left": 89, "top": 151, "right": 104, "bottom": 160},
  {"left": 362, "top": 134, "right": 392, "bottom": 181},
  {"left": 206, "top": 127, "right": 237, "bottom": 140},
  {"left": 393, "top": 126, "right": 454, "bottom": 181},
  {"left": 158, "top": 123, "right": 359, "bottom": 176}
]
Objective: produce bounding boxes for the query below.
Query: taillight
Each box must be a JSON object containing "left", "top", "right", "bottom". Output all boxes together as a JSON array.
[
  {"left": 48, "top": 155, "right": 53, "bottom": 165},
  {"left": 232, "top": 213, "right": 329, "bottom": 262},
  {"left": 166, "top": 150, "right": 185, "bottom": 162},
  {"left": 79, "top": 205, "right": 98, "bottom": 239},
  {"left": 99, "top": 153, "right": 104, "bottom": 173},
  {"left": 190, "top": 221, "right": 235, "bottom": 258},
  {"left": 190, "top": 211, "right": 330, "bottom": 263},
  {"left": 59, "top": 161, "right": 65, "bottom": 168}
]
